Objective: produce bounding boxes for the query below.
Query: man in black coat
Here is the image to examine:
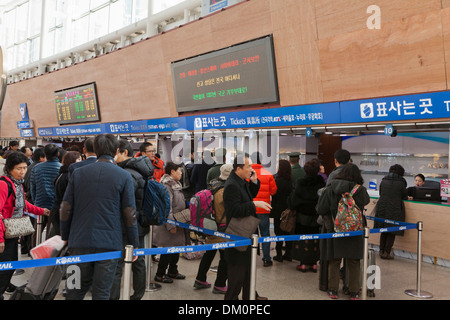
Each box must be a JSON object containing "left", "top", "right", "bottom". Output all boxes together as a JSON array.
[
  {"left": 68, "top": 137, "right": 97, "bottom": 178},
  {"left": 110, "top": 139, "right": 154, "bottom": 300},
  {"left": 223, "top": 153, "right": 271, "bottom": 300},
  {"left": 60, "top": 134, "right": 139, "bottom": 300}
]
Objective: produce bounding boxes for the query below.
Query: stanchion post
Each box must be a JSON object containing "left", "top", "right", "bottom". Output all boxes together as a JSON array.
[
  {"left": 36, "top": 215, "right": 43, "bottom": 246},
  {"left": 122, "top": 245, "right": 134, "bottom": 300},
  {"left": 405, "top": 221, "right": 433, "bottom": 299},
  {"left": 361, "top": 227, "right": 370, "bottom": 301},
  {"left": 249, "top": 234, "right": 258, "bottom": 301},
  {"left": 146, "top": 226, "right": 161, "bottom": 292}
]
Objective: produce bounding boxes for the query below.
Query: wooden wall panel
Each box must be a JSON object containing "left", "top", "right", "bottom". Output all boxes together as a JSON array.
[
  {"left": 270, "top": 0, "right": 323, "bottom": 106},
  {"left": 2, "top": 0, "right": 450, "bottom": 138},
  {"left": 319, "top": 10, "right": 447, "bottom": 102},
  {"left": 210, "top": 0, "right": 273, "bottom": 49},
  {"left": 314, "top": 0, "right": 442, "bottom": 40},
  {"left": 440, "top": 7, "right": 450, "bottom": 90}
]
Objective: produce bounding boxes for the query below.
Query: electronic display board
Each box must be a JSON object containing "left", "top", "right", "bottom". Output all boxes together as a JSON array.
[
  {"left": 55, "top": 82, "right": 100, "bottom": 125},
  {"left": 171, "top": 35, "right": 279, "bottom": 113}
]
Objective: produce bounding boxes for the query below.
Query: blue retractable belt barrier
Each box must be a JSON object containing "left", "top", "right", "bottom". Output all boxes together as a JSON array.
[{"left": 0, "top": 216, "right": 418, "bottom": 271}]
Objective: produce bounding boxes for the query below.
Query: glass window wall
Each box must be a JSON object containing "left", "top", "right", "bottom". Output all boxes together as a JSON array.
[{"left": 1, "top": 0, "right": 167, "bottom": 71}]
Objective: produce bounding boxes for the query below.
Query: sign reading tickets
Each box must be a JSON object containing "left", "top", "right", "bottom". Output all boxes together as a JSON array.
[
  {"left": 38, "top": 102, "right": 340, "bottom": 137},
  {"left": 171, "top": 35, "right": 279, "bottom": 113}
]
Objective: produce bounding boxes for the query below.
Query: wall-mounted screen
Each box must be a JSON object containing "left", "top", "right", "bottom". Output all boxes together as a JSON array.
[
  {"left": 171, "top": 35, "right": 279, "bottom": 113},
  {"left": 55, "top": 82, "right": 100, "bottom": 125}
]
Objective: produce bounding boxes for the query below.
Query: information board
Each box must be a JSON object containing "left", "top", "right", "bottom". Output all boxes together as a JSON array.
[
  {"left": 55, "top": 82, "right": 100, "bottom": 125},
  {"left": 171, "top": 35, "right": 279, "bottom": 113}
]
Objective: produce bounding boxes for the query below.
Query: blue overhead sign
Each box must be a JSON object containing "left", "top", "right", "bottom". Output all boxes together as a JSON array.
[
  {"left": 340, "top": 91, "right": 450, "bottom": 123},
  {"left": 36, "top": 90, "right": 450, "bottom": 138},
  {"left": 188, "top": 102, "right": 341, "bottom": 131},
  {"left": 20, "top": 129, "right": 34, "bottom": 138},
  {"left": 37, "top": 102, "right": 341, "bottom": 137}
]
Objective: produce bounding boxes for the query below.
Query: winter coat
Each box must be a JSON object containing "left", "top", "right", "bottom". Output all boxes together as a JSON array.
[
  {"left": 191, "top": 160, "right": 215, "bottom": 193},
  {"left": 251, "top": 164, "right": 277, "bottom": 214},
  {"left": 326, "top": 165, "right": 344, "bottom": 186},
  {"left": 117, "top": 156, "right": 154, "bottom": 237},
  {"left": 223, "top": 170, "right": 260, "bottom": 265},
  {"left": 316, "top": 179, "right": 370, "bottom": 260},
  {"left": 68, "top": 156, "right": 97, "bottom": 178},
  {"left": 152, "top": 174, "right": 186, "bottom": 248},
  {"left": 288, "top": 175, "right": 325, "bottom": 227},
  {"left": 151, "top": 156, "right": 165, "bottom": 183},
  {"left": 205, "top": 177, "right": 227, "bottom": 244},
  {"left": 50, "top": 165, "right": 70, "bottom": 235},
  {"left": 269, "top": 176, "right": 292, "bottom": 220},
  {"left": 291, "top": 164, "right": 306, "bottom": 186},
  {"left": 60, "top": 155, "right": 139, "bottom": 251},
  {"left": 374, "top": 173, "right": 408, "bottom": 236},
  {"left": 0, "top": 176, "right": 45, "bottom": 243},
  {"left": 30, "top": 158, "right": 62, "bottom": 209}
]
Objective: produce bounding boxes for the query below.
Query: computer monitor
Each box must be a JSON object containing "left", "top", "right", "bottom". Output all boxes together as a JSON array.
[{"left": 414, "top": 187, "right": 441, "bottom": 203}]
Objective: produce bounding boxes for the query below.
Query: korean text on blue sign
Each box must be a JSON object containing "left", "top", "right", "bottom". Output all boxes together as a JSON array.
[
  {"left": 187, "top": 102, "right": 341, "bottom": 130},
  {"left": 340, "top": 91, "right": 450, "bottom": 123}
]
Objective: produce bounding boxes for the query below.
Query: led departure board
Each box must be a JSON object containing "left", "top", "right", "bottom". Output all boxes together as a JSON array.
[
  {"left": 55, "top": 82, "right": 101, "bottom": 125},
  {"left": 171, "top": 35, "right": 279, "bottom": 113}
]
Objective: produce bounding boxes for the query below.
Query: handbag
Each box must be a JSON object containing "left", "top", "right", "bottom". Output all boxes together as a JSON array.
[
  {"left": 173, "top": 208, "right": 191, "bottom": 224},
  {"left": 280, "top": 208, "right": 297, "bottom": 233},
  {"left": 224, "top": 215, "right": 260, "bottom": 252},
  {"left": 1, "top": 214, "right": 35, "bottom": 239}
]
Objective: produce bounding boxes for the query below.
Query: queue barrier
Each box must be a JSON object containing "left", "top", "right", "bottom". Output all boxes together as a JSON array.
[{"left": 0, "top": 215, "right": 431, "bottom": 300}]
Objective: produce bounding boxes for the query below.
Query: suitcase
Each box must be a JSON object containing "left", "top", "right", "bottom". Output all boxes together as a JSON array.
[
  {"left": 9, "top": 246, "right": 69, "bottom": 300},
  {"left": 364, "top": 249, "right": 376, "bottom": 298},
  {"left": 342, "top": 250, "right": 377, "bottom": 297}
]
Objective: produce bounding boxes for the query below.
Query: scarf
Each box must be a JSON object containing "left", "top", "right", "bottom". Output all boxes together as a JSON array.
[{"left": 7, "top": 175, "right": 25, "bottom": 218}]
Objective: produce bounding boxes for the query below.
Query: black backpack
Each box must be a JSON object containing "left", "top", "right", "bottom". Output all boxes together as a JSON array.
[{"left": 0, "top": 176, "right": 16, "bottom": 206}]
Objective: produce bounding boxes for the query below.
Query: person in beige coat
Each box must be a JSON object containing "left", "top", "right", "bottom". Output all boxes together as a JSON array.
[{"left": 153, "top": 162, "right": 187, "bottom": 283}]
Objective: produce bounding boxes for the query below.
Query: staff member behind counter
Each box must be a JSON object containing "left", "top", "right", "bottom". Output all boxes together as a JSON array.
[{"left": 407, "top": 174, "right": 425, "bottom": 200}]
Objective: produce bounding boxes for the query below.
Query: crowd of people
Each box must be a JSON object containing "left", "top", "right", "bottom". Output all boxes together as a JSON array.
[{"left": 0, "top": 137, "right": 418, "bottom": 301}]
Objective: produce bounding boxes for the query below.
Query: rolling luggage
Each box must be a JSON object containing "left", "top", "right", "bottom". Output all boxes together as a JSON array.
[
  {"left": 364, "top": 249, "right": 377, "bottom": 298},
  {"left": 342, "top": 249, "right": 377, "bottom": 298},
  {"left": 9, "top": 246, "right": 69, "bottom": 300}
]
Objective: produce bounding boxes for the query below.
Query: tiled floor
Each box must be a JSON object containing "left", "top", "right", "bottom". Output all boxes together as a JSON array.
[{"left": 6, "top": 243, "right": 450, "bottom": 301}]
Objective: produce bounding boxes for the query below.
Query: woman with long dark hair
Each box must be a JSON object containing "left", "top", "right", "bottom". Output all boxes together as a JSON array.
[
  {"left": 50, "top": 151, "right": 81, "bottom": 236},
  {"left": 316, "top": 163, "right": 370, "bottom": 300},
  {"left": 270, "top": 159, "right": 293, "bottom": 262},
  {"left": 288, "top": 159, "right": 325, "bottom": 272}
]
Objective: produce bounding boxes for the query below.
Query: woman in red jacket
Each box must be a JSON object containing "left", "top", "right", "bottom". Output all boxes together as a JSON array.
[
  {"left": 251, "top": 152, "right": 277, "bottom": 267},
  {"left": 0, "top": 152, "right": 50, "bottom": 300}
]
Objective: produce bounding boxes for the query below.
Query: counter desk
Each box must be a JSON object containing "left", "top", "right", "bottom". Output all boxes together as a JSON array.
[{"left": 365, "top": 198, "right": 450, "bottom": 261}]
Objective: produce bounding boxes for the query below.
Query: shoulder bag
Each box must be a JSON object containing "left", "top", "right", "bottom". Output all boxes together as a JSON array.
[
  {"left": 280, "top": 208, "right": 297, "bottom": 233},
  {"left": 1, "top": 214, "right": 35, "bottom": 239},
  {"left": 225, "top": 215, "right": 260, "bottom": 252}
]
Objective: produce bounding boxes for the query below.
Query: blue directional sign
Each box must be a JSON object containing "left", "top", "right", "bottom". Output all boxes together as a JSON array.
[{"left": 340, "top": 91, "right": 450, "bottom": 123}]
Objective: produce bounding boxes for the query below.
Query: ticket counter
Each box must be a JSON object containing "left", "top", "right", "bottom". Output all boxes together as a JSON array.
[{"left": 365, "top": 198, "right": 450, "bottom": 261}]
